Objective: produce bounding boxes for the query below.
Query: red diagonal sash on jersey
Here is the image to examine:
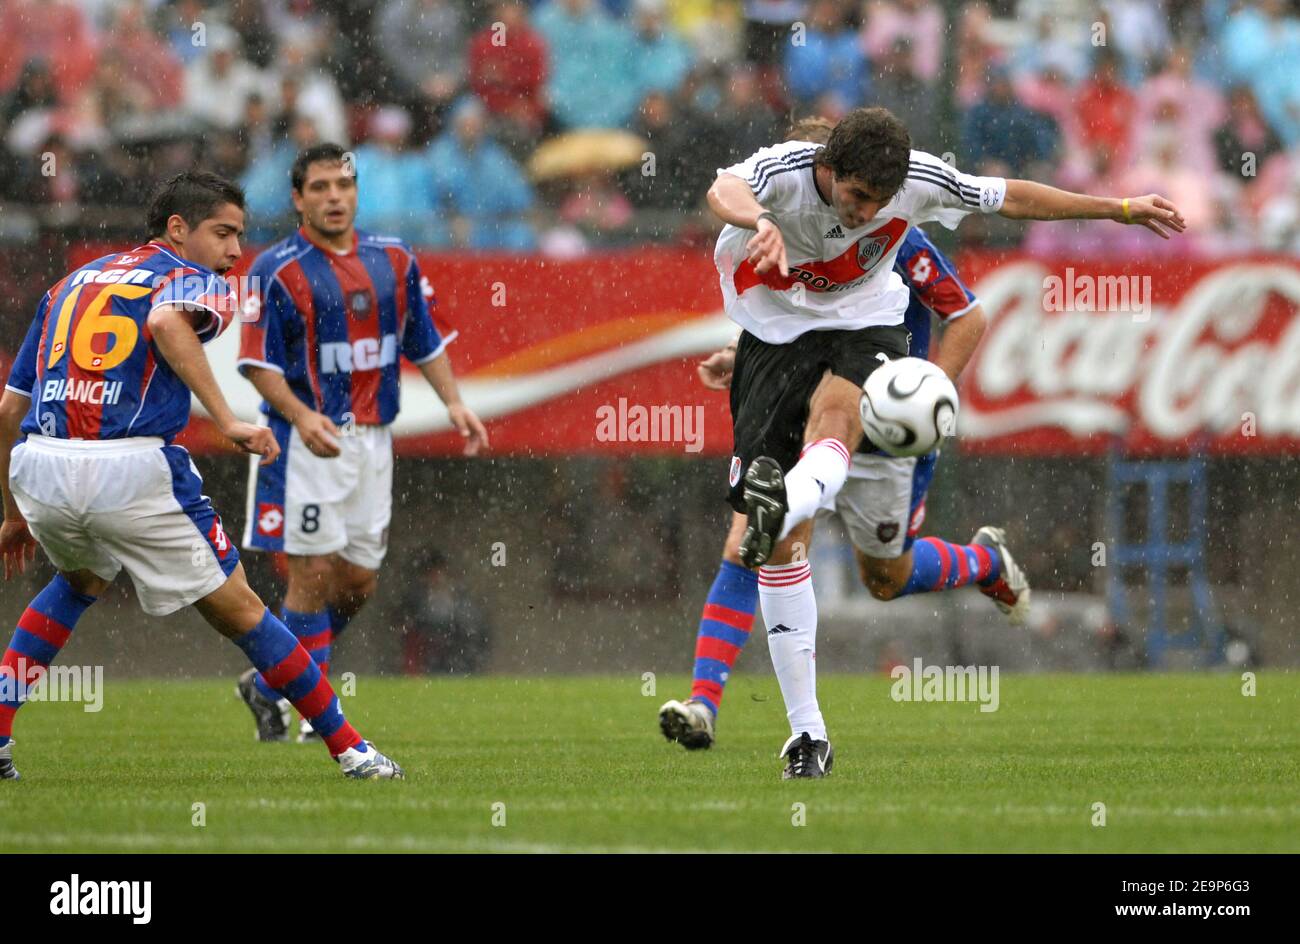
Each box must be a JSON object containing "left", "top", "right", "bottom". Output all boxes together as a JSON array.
[{"left": 732, "top": 218, "right": 908, "bottom": 296}]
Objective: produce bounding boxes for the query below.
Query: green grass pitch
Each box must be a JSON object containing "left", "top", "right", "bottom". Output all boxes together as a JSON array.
[{"left": 1, "top": 673, "right": 1297, "bottom": 853}]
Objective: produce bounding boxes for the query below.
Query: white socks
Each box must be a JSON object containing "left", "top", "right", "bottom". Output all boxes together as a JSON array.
[
  {"left": 778, "top": 438, "right": 851, "bottom": 541},
  {"left": 759, "top": 560, "right": 826, "bottom": 741}
]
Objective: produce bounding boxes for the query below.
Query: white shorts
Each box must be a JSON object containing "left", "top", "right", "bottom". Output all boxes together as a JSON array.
[
  {"left": 243, "top": 416, "right": 393, "bottom": 571},
  {"left": 8, "top": 435, "right": 239, "bottom": 616},
  {"left": 819, "top": 450, "right": 938, "bottom": 559}
]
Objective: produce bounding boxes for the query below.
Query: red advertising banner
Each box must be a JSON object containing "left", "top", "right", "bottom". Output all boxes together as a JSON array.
[
  {"left": 955, "top": 253, "right": 1300, "bottom": 456},
  {"left": 60, "top": 244, "right": 1300, "bottom": 457}
]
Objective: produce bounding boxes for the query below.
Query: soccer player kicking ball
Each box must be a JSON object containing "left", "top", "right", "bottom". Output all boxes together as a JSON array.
[
  {"left": 660, "top": 225, "right": 1024, "bottom": 771},
  {"left": 0, "top": 172, "right": 402, "bottom": 780},
  {"left": 236, "top": 144, "right": 487, "bottom": 742},
  {"left": 694, "top": 106, "right": 1183, "bottom": 777}
]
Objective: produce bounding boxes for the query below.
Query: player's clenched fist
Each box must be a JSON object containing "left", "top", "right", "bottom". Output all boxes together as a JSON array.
[
  {"left": 746, "top": 216, "right": 789, "bottom": 277},
  {"left": 294, "top": 411, "right": 343, "bottom": 458},
  {"left": 224, "top": 421, "right": 282, "bottom": 465}
]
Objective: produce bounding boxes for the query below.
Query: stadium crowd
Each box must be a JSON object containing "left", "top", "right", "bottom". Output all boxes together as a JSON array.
[{"left": 1, "top": 0, "right": 1299, "bottom": 255}]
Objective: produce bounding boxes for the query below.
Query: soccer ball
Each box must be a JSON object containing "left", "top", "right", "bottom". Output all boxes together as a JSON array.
[{"left": 859, "top": 357, "right": 959, "bottom": 457}]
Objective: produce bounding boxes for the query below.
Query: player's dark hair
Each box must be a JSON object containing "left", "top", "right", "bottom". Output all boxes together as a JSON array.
[
  {"left": 814, "top": 106, "right": 911, "bottom": 200},
  {"left": 291, "top": 142, "right": 356, "bottom": 192},
  {"left": 146, "top": 172, "right": 245, "bottom": 238},
  {"left": 785, "top": 116, "right": 836, "bottom": 145}
]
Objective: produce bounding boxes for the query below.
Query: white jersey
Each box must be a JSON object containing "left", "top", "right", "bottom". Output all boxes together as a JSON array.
[{"left": 713, "top": 141, "right": 1007, "bottom": 344}]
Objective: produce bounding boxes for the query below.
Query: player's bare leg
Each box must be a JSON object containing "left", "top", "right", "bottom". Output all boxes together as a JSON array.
[
  {"left": 207, "top": 563, "right": 403, "bottom": 778},
  {"left": 739, "top": 373, "right": 863, "bottom": 567}
]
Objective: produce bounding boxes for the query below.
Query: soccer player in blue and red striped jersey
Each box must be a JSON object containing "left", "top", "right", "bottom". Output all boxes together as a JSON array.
[
  {"left": 0, "top": 171, "right": 402, "bottom": 780},
  {"left": 660, "top": 222, "right": 1030, "bottom": 761},
  {"left": 235, "top": 143, "right": 487, "bottom": 742}
]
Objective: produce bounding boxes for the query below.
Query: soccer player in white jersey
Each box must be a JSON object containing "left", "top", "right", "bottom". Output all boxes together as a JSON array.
[{"left": 710, "top": 106, "right": 1184, "bottom": 777}]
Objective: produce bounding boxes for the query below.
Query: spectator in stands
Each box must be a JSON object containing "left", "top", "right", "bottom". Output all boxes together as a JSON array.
[
  {"left": 624, "top": 90, "right": 697, "bottom": 213},
  {"left": 69, "top": 50, "right": 158, "bottom": 147},
  {"left": 1219, "top": 0, "right": 1300, "bottom": 147},
  {"left": 1072, "top": 50, "right": 1135, "bottom": 169},
  {"left": 871, "top": 38, "right": 938, "bottom": 144},
  {"left": 375, "top": 0, "right": 466, "bottom": 113},
  {"left": 707, "top": 64, "right": 780, "bottom": 167},
  {"left": 240, "top": 112, "right": 321, "bottom": 242},
  {"left": 226, "top": 0, "right": 278, "bottom": 69},
  {"left": 860, "top": 0, "right": 944, "bottom": 84},
  {"left": 353, "top": 105, "right": 440, "bottom": 246},
  {"left": 1010, "top": 13, "right": 1088, "bottom": 84},
  {"left": 784, "top": 0, "right": 867, "bottom": 112},
  {"left": 1133, "top": 43, "right": 1224, "bottom": 178},
  {"left": 273, "top": 40, "right": 348, "bottom": 146},
  {"left": 184, "top": 25, "right": 273, "bottom": 131},
  {"left": 743, "top": 0, "right": 807, "bottom": 77},
  {"left": 668, "top": 0, "right": 743, "bottom": 65},
  {"left": 535, "top": 0, "right": 641, "bottom": 129},
  {"left": 426, "top": 97, "right": 537, "bottom": 250},
  {"left": 953, "top": 0, "right": 1002, "bottom": 108},
  {"left": 468, "top": 0, "right": 548, "bottom": 158},
  {"left": 631, "top": 0, "right": 693, "bottom": 98},
  {"left": 399, "top": 548, "right": 492, "bottom": 676},
  {"left": 962, "top": 65, "right": 1058, "bottom": 179},
  {"left": 1215, "top": 86, "right": 1283, "bottom": 179},
  {"left": 160, "top": 0, "right": 210, "bottom": 67},
  {"left": 1099, "top": 0, "right": 1172, "bottom": 82},
  {"left": 100, "top": 0, "right": 183, "bottom": 109},
  {"left": 0, "top": 0, "right": 96, "bottom": 101},
  {"left": 1, "top": 59, "right": 59, "bottom": 137}
]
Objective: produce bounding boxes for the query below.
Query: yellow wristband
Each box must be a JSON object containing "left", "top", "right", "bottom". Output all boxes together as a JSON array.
[{"left": 1121, "top": 198, "right": 1131, "bottom": 222}]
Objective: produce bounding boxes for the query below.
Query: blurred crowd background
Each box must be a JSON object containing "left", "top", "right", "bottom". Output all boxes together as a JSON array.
[{"left": 2, "top": 0, "right": 1300, "bottom": 256}]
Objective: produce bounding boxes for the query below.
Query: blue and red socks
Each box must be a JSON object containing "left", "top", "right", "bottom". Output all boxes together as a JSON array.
[
  {"left": 0, "top": 575, "right": 97, "bottom": 747},
  {"left": 252, "top": 606, "right": 330, "bottom": 703},
  {"left": 689, "top": 560, "right": 759, "bottom": 715},
  {"left": 897, "top": 537, "right": 1002, "bottom": 597},
  {"left": 234, "top": 609, "right": 361, "bottom": 756},
  {"left": 327, "top": 605, "right": 353, "bottom": 642}
]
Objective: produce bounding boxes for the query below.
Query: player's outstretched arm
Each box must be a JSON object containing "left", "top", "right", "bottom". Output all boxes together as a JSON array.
[
  {"left": 148, "top": 305, "right": 280, "bottom": 465},
  {"left": 0, "top": 389, "right": 37, "bottom": 580},
  {"left": 707, "top": 174, "right": 789, "bottom": 276},
  {"left": 242, "top": 366, "right": 341, "bottom": 459},
  {"left": 933, "top": 304, "right": 987, "bottom": 382},
  {"left": 417, "top": 353, "right": 488, "bottom": 456},
  {"left": 998, "top": 180, "right": 1186, "bottom": 239}
]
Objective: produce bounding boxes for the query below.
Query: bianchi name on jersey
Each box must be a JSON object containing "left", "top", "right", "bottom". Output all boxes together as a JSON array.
[{"left": 713, "top": 140, "right": 1006, "bottom": 344}]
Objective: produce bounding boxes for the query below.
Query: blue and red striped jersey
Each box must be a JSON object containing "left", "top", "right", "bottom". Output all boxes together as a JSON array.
[
  {"left": 894, "top": 226, "right": 978, "bottom": 362},
  {"left": 5, "top": 241, "right": 236, "bottom": 442},
  {"left": 237, "top": 228, "right": 450, "bottom": 426}
]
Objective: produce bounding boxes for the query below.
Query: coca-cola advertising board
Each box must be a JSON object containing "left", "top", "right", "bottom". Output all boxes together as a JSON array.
[{"left": 955, "top": 254, "right": 1300, "bottom": 456}]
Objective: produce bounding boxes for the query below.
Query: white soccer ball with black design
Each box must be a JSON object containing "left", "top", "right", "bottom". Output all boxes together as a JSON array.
[{"left": 859, "top": 356, "right": 959, "bottom": 457}]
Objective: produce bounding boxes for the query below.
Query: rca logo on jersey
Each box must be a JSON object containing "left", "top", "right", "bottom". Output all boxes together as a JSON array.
[
  {"left": 256, "top": 503, "right": 285, "bottom": 538},
  {"left": 319, "top": 335, "right": 398, "bottom": 374},
  {"left": 41, "top": 378, "right": 124, "bottom": 407}
]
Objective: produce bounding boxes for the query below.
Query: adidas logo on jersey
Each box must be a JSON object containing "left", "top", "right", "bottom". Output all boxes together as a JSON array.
[{"left": 823, "top": 224, "right": 845, "bottom": 239}]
